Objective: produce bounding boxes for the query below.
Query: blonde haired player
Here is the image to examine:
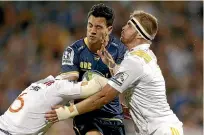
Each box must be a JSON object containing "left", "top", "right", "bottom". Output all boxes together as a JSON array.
[
  {"left": 0, "top": 71, "right": 107, "bottom": 135},
  {"left": 46, "top": 10, "right": 184, "bottom": 135}
]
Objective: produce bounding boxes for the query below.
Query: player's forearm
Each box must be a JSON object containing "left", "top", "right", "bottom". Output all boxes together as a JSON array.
[
  {"left": 57, "top": 73, "right": 79, "bottom": 105},
  {"left": 80, "top": 76, "right": 108, "bottom": 98},
  {"left": 56, "top": 72, "right": 79, "bottom": 81},
  {"left": 109, "top": 63, "right": 120, "bottom": 76},
  {"left": 76, "top": 84, "right": 119, "bottom": 115},
  {"left": 55, "top": 84, "right": 119, "bottom": 120},
  {"left": 55, "top": 89, "right": 108, "bottom": 120},
  {"left": 76, "top": 91, "right": 108, "bottom": 114},
  {"left": 64, "top": 76, "right": 78, "bottom": 81}
]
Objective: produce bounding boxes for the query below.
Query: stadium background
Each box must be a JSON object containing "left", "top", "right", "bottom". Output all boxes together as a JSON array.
[{"left": 0, "top": 1, "right": 202, "bottom": 135}]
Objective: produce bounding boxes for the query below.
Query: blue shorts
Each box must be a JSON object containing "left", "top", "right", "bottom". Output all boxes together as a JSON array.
[{"left": 73, "top": 117, "right": 125, "bottom": 135}]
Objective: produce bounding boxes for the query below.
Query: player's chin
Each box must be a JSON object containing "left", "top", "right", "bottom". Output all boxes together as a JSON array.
[
  {"left": 120, "top": 37, "right": 125, "bottom": 44},
  {"left": 88, "top": 38, "right": 97, "bottom": 44}
]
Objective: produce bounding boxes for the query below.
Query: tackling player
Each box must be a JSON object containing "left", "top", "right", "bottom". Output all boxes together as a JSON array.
[{"left": 0, "top": 71, "right": 107, "bottom": 135}]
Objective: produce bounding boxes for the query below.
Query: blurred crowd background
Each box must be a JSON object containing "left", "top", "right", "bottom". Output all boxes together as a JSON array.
[{"left": 0, "top": 1, "right": 202, "bottom": 135}]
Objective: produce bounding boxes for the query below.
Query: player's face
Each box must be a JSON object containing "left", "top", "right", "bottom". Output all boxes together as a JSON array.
[
  {"left": 87, "top": 15, "right": 111, "bottom": 45},
  {"left": 120, "top": 21, "right": 137, "bottom": 45}
]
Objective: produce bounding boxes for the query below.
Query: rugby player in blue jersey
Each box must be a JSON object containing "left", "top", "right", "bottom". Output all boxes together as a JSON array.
[{"left": 46, "top": 3, "right": 127, "bottom": 135}]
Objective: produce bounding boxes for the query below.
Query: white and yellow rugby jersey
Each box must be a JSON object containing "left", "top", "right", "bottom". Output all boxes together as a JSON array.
[
  {"left": 108, "top": 44, "right": 182, "bottom": 135},
  {"left": 0, "top": 75, "right": 81, "bottom": 135}
]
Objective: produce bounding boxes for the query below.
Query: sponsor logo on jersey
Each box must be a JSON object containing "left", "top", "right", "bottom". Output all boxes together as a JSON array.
[
  {"left": 62, "top": 47, "right": 74, "bottom": 65},
  {"left": 30, "top": 86, "right": 41, "bottom": 91},
  {"left": 94, "top": 56, "right": 100, "bottom": 61},
  {"left": 111, "top": 72, "right": 129, "bottom": 86}
]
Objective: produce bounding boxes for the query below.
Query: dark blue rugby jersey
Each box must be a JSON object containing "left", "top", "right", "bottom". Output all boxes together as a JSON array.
[{"left": 61, "top": 35, "right": 127, "bottom": 119}]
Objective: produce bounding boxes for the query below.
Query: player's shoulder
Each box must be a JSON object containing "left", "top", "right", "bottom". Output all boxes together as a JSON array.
[
  {"left": 64, "top": 38, "right": 86, "bottom": 53},
  {"left": 128, "top": 50, "right": 152, "bottom": 64},
  {"left": 34, "top": 75, "right": 55, "bottom": 84}
]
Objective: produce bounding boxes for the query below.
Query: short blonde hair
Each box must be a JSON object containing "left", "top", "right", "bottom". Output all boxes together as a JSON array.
[{"left": 130, "top": 10, "right": 158, "bottom": 38}]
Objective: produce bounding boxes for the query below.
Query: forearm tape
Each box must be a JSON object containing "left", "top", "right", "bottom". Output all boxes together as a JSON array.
[
  {"left": 56, "top": 105, "right": 79, "bottom": 120},
  {"left": 80, "top": 76, "right": 108, "bottom": 98}
]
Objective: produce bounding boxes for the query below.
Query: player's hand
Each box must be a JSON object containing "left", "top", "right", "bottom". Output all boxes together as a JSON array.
[
  {"left": 45, "top": 105, "right": 63, "bottom": 123},
  {"left": 45, "top": 105, "right": 79, "bottom": 123},
  {"left": 121, "top": 103, "right": 132, "bottom": 120},
  {"left": 97, "top": 32, "right": 115, "bottom": 68},
  {"left": 97, "top": 34, "right": 115, "bottom": 68},
  {"left": 97, "top": 46, "right": 115, "bottom": 69}
]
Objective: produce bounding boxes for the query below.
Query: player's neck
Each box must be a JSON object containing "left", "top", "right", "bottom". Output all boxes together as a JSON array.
[
  {"left": 88, "top": 43, "right": 101, "bottom": 53},
  {"left": 88, "top": 39, "right": 109, "bottom": 53}
]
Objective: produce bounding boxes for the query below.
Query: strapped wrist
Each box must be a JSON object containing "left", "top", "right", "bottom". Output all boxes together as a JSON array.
[{"left": 55, "top": 105, "right": 79, "bottom": 121}]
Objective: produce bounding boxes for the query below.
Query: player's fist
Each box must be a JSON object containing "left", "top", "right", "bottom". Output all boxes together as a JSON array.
[
  {"left": 45, "top": 105, "right": 79, "bottom": 123},
  {"left": 121, "top": 103, "right": 132, "bottom": 120},
  {"left": 45, "top": 105, "right": 64, "bottom": 123}
]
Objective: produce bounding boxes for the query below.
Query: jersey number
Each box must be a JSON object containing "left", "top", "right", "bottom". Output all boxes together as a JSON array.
[{"left": 9, "top": 93, "right": 27, "bottom": 113}]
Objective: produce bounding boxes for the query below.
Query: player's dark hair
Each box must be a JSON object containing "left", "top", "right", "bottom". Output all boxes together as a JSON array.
[{"left": 88, "top": 3, "right": 114, "bottom": 27}]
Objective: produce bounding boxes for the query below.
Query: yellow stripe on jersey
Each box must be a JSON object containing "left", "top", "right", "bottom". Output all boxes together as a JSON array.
[
  {"left": 170, "top": 127, "right": 180, "bottom": 135},
  {"left": 84, "top": 37, "right": 88, "bottom": 46},
  {"left": 130, "top": 50, "right": 152, "bottom": 63},
  {"left": 170, "top": 127, "right": 175, "bottom": 135},
  {"left": 175, "top": 128, "right": 180, "bottom": 135},
  {"left": 84, "top": 37, "right": 93, "bottom": 52}
]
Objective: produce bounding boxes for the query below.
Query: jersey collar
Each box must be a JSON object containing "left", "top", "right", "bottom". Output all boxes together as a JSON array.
[{"left": 130, "top": 43, "right": 150, "bottom": 52}]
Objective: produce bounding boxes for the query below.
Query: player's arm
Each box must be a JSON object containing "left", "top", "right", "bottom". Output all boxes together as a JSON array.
[
  {"left": 74, "top": 84, "right": 119, "bottom": 114},
  {"left": 45, "top": 57, "right": 143, "bottom": 122},
  {"left": 67, "top": 58, "right": 143, "bottom": 117},
  {"left": 108, "top": 42, "right": 127, "bottom": 76},
  {"left": 57, "top": 73, "right": 79, "bottom": 81},
  {"left": 97, "top": 45, "right": 119, "bottom": 76},
  {"left": 46, "top": 84, "right": 119, "bottom": 122},
  {"left": 56, "top": 74, "right": 108, "bottom": 99}
]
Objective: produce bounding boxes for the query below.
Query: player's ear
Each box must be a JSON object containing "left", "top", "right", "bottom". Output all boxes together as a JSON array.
[{"left": 107, "top": 26, "right": 113, "bottom": 35}]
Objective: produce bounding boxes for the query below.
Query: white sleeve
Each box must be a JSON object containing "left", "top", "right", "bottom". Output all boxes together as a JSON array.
[
  {"left": 108, "top": 57, "right": 143, "bottom": 93},
  {"left": 55, "top": 80, "right": 81, "bottom": 97}
]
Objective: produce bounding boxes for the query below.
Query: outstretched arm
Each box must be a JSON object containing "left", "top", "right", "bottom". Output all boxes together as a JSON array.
[
  {"left": 45, "top": 84, "right": 119, "bottom": 123},
  {"left": 45, "top": 56, "right": 143, "bottom": 123},
  {"left": 76, "top": 84, "right": 119, "bottom": 114}
]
